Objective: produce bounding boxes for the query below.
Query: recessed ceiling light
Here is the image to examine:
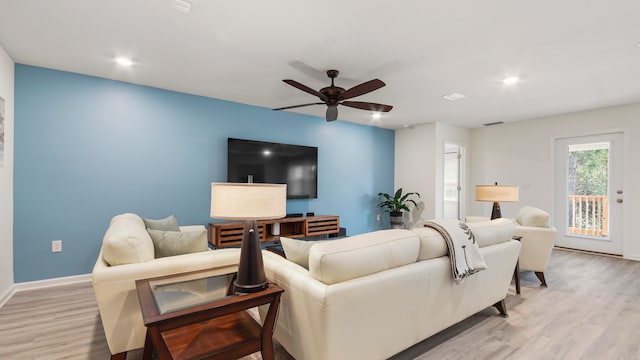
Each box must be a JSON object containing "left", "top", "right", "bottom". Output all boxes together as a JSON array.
[
  {"left": 115, "top": 57, "right": 133, "bottom": 66},
  {"left": 502, "top": 77, "right": 519, "bottom": 85},
  {"left": 442, "top": 92, "right": 466, "bottom": 101},
  {"left": 372, "top": 113, "right": 382, "bottom": 120}
]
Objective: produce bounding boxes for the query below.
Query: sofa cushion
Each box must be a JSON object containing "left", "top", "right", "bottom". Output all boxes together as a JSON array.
[
  {"left": 143, "top": 215, "right": 180, "bottom": 231},
  {"left": 147, "top": 229, "right": 208, "bottom": 258},
  {"left": 102, "top": 213, "right": 155, "bottom": 266},
  {"left": 308, "top": 229, "right": 419, "bottom": 285},
  {"left": 515, "top": 206, "right": 550, "bottom": 227},
  {"left": 280, "top": 237, "right": 330, "bottom": 269},
  {"left": 466, "top": 218, "right": 514, "bottom": 247},
  {"left": 409, "top": 226, "right": 448, "bottom": 260}
]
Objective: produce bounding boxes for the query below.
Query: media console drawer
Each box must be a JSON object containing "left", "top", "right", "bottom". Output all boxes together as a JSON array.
[{"left": 209, "top": 215, "right": 339, "bottom": 248}]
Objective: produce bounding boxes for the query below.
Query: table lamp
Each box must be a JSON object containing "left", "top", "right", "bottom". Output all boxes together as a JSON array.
[
  {"left": 210, "top": 182, "right": 287, "bottom": 293},
  {"left": 475, "top": 182, "right": 519, "bottom": 219}
]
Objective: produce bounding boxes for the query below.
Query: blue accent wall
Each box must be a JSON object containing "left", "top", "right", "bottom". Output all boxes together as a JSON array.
[{"left": 13, "top": 65, "right": 395, "bottom": 282}]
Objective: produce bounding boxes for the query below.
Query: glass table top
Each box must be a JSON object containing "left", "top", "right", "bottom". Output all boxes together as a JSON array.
[{"left": 148, "top": 271, "right": 237, "bottom": 314}]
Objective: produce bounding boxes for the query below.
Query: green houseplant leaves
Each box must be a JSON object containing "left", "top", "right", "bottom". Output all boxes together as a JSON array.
[{"left": 377, "top": 188, "right": 421, "bottom": 216}]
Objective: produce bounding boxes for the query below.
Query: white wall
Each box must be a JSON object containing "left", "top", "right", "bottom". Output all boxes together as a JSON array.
[
  {"left": 395, "top": 123, "right": 436, "bottom": 225},
  {"left": 469, "top": 102, "right": 640, "bottom": 260},
  {"left": 0, "top": 44, "right": 14, "bottom": 303},
  {"left": 395, "top": 122, "right": 471, "bottom": 226}
]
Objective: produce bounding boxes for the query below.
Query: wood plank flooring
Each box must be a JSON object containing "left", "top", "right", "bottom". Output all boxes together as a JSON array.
[{"left": 0, "top": 248, "right": 638, "bottom": 360}]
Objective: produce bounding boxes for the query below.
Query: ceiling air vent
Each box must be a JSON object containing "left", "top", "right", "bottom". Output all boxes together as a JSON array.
[
  {"left": 483, "top": 121, "right": 504, "bottom": 127},
  {"left": 442, "top": 92, "right": 466, "bottom": 101},
  {"left": 163, "top": 0, "right": 194, "bottom": 13}
]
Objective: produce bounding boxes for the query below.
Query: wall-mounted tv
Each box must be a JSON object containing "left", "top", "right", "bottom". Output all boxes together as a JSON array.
[{"left": 227, "top": 138, "right": 318, "bottom": 199}]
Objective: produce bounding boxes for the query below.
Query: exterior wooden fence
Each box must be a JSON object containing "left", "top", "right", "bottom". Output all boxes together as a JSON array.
[{"left": 568, "top": 195, "right": 608, "bottom": 236}]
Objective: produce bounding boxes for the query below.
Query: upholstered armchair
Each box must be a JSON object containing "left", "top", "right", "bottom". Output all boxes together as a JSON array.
[
  {"left": 512, "top": 206, "right": 557, "bottom": 286},
  {"left": 466, "top": 206, "right": 556, "bottom": 286}
]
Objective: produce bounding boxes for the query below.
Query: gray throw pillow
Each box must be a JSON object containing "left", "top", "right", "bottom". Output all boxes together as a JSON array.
[
  {"left": 143, "top": 215, "right": 180, "bottom": 231},
  {"left": 147, "top": 229, "right": 208, "bottom": 258}
]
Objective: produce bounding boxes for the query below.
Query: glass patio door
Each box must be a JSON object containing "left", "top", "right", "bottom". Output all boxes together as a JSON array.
[{"left": 554, "top": 132, "right": 624, "bottom": 255}]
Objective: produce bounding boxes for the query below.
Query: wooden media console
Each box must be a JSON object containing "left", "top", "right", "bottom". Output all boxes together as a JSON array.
[{"left": 208, "top": 215, "right": 340, "bottom": 248}]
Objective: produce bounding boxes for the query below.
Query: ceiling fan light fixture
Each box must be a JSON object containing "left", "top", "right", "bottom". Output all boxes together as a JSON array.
[
  {"left": 372, "top": 112, "right": 382, "bottom": 120},
  {"left": 326, "top": 105, "right": 338, "bottom": 122}
]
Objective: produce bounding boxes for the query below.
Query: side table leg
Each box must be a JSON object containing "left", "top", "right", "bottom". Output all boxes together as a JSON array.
[
  {"left": 142, "top": 329, "right": 153, "bottom": 360},
  {"left": 260, "top": 293, "right": 282, "bottom": 360},
  {"left": 514, "top": 260, "right": 521, "bottom": 295}
]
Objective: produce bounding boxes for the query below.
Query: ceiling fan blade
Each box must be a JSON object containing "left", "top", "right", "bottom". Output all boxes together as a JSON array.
[
  {"left": 273, "top": 102, "right": 324, "bottom": 111},
  {"left": 326, "top": 105, "right": 338, "bottom": 122},
  {"left": 283, "top": 80, "right": 329, "bottom": 101},
  {"left": 339, "top": 79, "right": 385, "bottom": 100},
  {"left": 341, "top": 101, "right": 393, "bottom": 112}
]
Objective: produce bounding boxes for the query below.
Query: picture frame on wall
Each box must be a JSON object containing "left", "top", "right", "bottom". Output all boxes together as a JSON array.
[{"left": 0, "top": 96, "right": 4, "bottom": 167}]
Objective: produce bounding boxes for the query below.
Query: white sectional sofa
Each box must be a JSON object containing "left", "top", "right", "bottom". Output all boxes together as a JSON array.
[
  {"left": 92, "top": 213, "right": 241, "bottom": 359},
  {"left": 260, "top": 218, "right": 520, "bottom": 360}
]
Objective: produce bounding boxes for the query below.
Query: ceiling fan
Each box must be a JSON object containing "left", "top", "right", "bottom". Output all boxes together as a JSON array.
[{"left": 273, "top": 69, "right": 393, "bottom": 122}]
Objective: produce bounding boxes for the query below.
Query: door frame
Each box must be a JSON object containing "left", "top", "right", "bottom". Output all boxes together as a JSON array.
[{"left": 551, "top": 128, "right": 630, "bottom": 257}]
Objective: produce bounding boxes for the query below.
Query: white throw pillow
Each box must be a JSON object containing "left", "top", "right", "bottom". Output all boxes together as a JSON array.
[
  {"left": 515, "top": 206, "right": 550, "bottom": 228},
  {"left": 280, "top": 237, "right": 329, "bottom": 269},
  {"left": 148, "top": 229, "right": 208, "bottom": 258},
  {"left": 466, "top": 218, "right": 514, "bottom": 248},
  {"left": 309, "top": 229, "right": 419, "bottom": 285},
  {"left": 102, "top": 213, "right": 155, "bottom": 266},
  {"left": 409, "top": 226, "right": 448, "bottom": 260}
]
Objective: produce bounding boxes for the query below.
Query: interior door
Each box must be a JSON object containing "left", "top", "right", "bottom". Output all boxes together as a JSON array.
[
  {"left": 554, "top": 132, "right": 624, "bottom": 255},
  {"left": 443, "top": 144, "right": 462, "bottom": 219}
]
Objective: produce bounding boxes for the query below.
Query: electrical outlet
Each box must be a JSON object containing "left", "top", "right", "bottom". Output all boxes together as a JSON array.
[
  {"left": 52, "top": 240, "right": 62, "bottom": 253},
  {"left": 376, "top": 214, "right": 381, "bottom": 222}
]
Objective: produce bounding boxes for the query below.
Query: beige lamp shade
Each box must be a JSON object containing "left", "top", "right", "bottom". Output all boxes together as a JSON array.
[
  {"left": 475, "top": 185, "right": 519, "bottom": 202},
  {"left": 210, "top": 183, "right": 287, "bottom": 220}
]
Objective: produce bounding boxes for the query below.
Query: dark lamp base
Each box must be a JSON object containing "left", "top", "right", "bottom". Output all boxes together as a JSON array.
[
  {"left": 490, "top": 202, "right": 502, "bottom": 220},
  {"left": 234, "top": 280, "right": 268, "bottom": 293},
  {"left": 234, "top": 220, "right": 268, "bottom": 294}
]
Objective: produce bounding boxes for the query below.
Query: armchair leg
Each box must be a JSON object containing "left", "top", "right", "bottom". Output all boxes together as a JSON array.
[{"left": 535, "top": 272, "right": 547, "bottom": 287}]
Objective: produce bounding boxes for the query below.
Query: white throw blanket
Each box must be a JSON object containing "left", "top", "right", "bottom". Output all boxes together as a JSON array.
[{"left": 421, "top": 219, "right": 487, "bottom": 280}]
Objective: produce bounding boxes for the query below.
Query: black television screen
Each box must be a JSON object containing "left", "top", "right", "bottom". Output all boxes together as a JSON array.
[{"left": 227, "top": 138, "right": 318, "bottom": 199}]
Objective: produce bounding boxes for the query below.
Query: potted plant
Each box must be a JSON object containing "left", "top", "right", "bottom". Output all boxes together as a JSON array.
[{"left": 377, "top": 188, "right": 421, "bottom": 228}]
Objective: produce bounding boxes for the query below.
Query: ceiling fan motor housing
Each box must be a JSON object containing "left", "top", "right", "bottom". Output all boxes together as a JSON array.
[{"left": 320, "top": 86, "right": 345, "bottom": 105}]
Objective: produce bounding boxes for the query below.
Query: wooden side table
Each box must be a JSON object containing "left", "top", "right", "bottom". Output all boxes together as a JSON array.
[
  {"left": 135, "top": 270, "right": 284, "bottom": 360},
  {"left": 512, "top": 235, "right": 522, "bottom": 294}
]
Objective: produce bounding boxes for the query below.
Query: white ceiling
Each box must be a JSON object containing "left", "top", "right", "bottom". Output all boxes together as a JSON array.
[{"left": 1, "top": 0, "right": 639, "bottom": 129}]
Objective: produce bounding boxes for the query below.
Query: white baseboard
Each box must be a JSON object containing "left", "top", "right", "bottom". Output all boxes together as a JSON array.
[
  {"left": 623, "top": 253, "right": 640, "bottom": 261},
  {"left": 0, "top": 285, "right": 16, "bottom": 308},
  {"left": 14, "top": 273, "right": 92, "bottom": 292}
]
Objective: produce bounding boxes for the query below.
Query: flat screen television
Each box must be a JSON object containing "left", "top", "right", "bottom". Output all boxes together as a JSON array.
[{"left": 227, "top": 138, "right": 318, "bottom": 199}]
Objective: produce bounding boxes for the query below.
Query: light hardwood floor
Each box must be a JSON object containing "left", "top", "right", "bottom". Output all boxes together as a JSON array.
[{"left": 1, "top": 248, "right": 638, "bottom": 360}]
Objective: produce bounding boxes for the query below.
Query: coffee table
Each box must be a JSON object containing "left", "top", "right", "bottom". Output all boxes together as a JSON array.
[{"left": 135, "top": 269, "right": 284, "bottom": 360}]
